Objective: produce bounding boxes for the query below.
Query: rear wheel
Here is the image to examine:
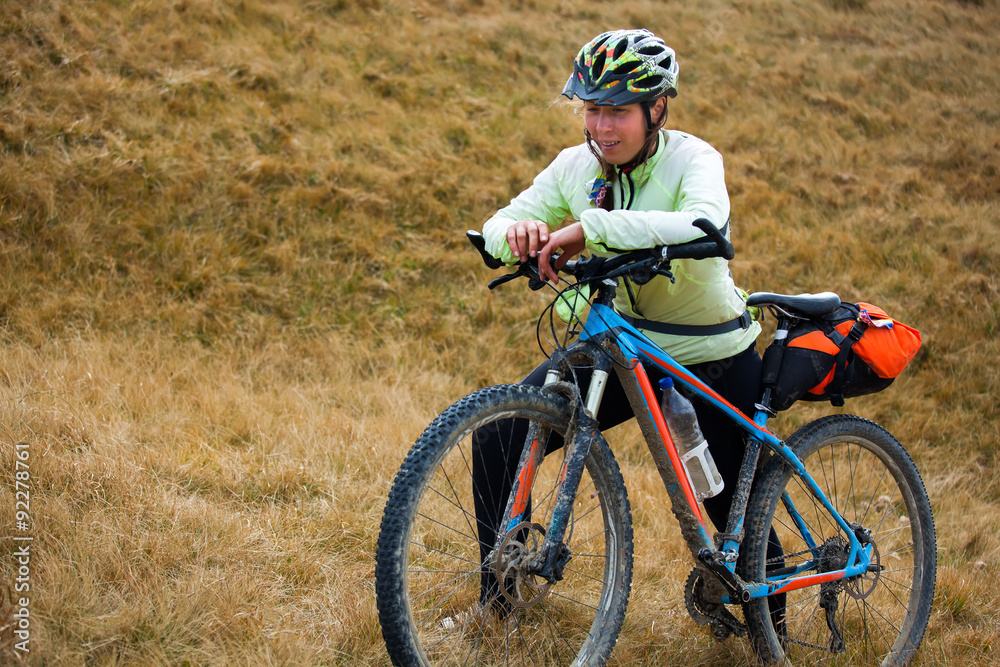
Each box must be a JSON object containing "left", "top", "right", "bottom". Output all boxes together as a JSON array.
[
  {"left": 741, "top": 415, "right": 936, "bottom": 666},
  {"left": 375, "top": 384, "right": 634, "bottom": 666}
]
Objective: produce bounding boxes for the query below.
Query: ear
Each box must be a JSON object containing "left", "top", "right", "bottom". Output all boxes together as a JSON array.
[{"left": 651, "top": 97, "right": 667, "bottom": 125}]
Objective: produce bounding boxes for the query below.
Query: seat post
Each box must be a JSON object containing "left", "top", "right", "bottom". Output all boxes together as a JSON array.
[{"left": 755, "top": 313, "right": 796, "bottom": 416}]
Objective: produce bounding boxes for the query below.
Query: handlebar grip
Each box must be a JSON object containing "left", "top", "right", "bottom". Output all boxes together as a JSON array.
[
  {"left": 693, "top": 218, "right": 735, "bottom": 259},
  {"left": 467, "top": 230, "right": 506, "bottom": 270},
  {"left": 667, "top": 241, "right": 724, "bottom": 260},
  {"left": 666, "top": 219, "right": 735, "bottom": 261}
]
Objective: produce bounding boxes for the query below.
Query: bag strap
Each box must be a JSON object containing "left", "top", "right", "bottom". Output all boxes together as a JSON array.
[{"left": 828, "top": 320, "right": 867, "bottom": 406}]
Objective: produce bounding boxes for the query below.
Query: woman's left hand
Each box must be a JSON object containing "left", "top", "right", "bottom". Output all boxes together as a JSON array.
[{"left": 538, "top": 222, "right": 586, "bottom": 283}]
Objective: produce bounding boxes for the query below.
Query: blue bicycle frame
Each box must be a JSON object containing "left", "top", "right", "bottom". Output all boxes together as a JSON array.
[{"left": 524, "top": 298, "right": 878, "bottom": 605}]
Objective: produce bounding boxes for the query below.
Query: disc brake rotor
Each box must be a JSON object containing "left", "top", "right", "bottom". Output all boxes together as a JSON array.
[
  {"left": 845, "top": 540, "right": 881, "bottom": 600},
  {"left": 495, "top": 521, "right": 551, "bottom": 609}
]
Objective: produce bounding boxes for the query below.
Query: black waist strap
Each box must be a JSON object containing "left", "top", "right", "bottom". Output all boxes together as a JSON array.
[{"left": 620, "top": 310, "right": 753, "bottom": 337}]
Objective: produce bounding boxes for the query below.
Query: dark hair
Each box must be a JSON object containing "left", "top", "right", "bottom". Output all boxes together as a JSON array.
[{"left": 584, "top": 98, "right": 668, "bottom": 211}]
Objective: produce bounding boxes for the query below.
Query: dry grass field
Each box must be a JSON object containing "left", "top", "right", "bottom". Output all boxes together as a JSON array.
[{"left": 1, "top": 0, "right": 998, "bottom": 664}]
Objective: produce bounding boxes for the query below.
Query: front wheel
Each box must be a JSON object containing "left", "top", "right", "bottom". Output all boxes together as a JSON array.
[
  {"left": 740, "top": 414, "right": 936, "bottom": 666},
  {"left": 375, "top": 384, "right": 634, "bottom": 666}
]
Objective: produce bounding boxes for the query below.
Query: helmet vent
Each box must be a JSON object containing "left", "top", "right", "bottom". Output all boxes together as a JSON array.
[
  {"left": 592, "top": 52, "right": 607, "bottom": 76},
  {"left": 635, "top": 74, "right": 664, "bottom": 91}
]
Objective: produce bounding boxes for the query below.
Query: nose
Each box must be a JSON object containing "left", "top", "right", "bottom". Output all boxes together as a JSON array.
[{"left": 594, "top": 108, "right": 614, "bottom": 133}]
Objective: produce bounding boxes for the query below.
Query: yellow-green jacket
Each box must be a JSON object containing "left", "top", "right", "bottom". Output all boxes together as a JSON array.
[{"left": 482, "top": 129, "right": 760, "bottom": 365}]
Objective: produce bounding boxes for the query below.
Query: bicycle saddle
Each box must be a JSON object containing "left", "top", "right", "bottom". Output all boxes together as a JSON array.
[{"left": 746, "top": 291, "right": 841, "bottom": 318}]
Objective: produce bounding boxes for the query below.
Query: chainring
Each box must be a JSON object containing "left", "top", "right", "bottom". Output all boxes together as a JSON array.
[{"left": 684, "top": 567, "right": 746, "bottom": 640}]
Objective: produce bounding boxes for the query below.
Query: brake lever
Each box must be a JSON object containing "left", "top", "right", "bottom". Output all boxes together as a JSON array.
[
  {"left": 487, "top": 262, "right": 548, "bottom": 291},
  {"left": 632, "top": 258, "right": 676, "bottom": 286},
  {"left": 487, "top": 273, "right": 519, "bottom": 290},
  {"left": 653, "top": 262, "right": 676, "bottom": 283}
]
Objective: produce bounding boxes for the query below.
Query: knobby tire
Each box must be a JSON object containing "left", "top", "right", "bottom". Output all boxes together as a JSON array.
[
  {"left": 375, "top": 384, "right": 634, "bottom": 667},
  {"left": 740, "top": 414, "right": 936, "bottom": 667}
]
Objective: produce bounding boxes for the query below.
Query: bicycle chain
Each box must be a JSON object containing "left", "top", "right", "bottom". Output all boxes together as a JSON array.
[
  {"left": 764, "top": 544, "right": 822, "bottom": 565},
  {"left": 681, "top": 553, "right": 850, "bottom": 654},
  {"left": 683, "top": 535, "right": 881, "bottom": 653},
  {"left": 782, "top": 633, "right": 837, "bottom": 652}
]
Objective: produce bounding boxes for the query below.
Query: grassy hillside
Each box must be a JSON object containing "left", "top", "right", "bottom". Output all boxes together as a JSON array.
[{"left": 1, "top": 0, "right": 998, "bottom": 663}]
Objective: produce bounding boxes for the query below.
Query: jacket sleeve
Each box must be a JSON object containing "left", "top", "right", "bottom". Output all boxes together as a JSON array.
[
  {"left": 578, "top": 144, "right": 730, "bottom": 251},
  {"left": 482, "top": 154, "right": 573, "bottom": 264}
]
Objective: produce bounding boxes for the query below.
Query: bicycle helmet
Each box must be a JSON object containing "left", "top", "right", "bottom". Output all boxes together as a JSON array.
[{"left": 562, "top": 29, "right": 679, "bottom": 106}]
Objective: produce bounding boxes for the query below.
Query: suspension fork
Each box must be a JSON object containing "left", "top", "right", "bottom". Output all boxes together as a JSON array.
[
  {"left": 526, "top": 392, "right": 603, "bottom": 583},
  {"left": 493, "top": 345, "right": 611, "bottom": 584}
]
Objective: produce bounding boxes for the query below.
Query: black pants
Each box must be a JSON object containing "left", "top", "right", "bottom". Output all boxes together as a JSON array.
[{"left": 472, "top": 344, "right": 785, "bottom": 621}]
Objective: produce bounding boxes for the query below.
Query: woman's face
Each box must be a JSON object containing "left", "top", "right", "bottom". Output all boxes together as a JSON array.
[{"left": 584, "top": 99, "right": 663, "bottom": 165}]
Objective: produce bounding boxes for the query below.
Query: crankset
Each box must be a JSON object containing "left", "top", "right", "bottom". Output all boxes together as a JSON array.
[{"left": 684, "top": 568, "right": 747, "bottom": 641}]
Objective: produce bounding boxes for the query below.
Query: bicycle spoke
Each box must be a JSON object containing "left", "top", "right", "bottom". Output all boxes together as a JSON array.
[
  {"left": 376, "top": 385, "right": 633, "bottom": 666},
  {"left": 740, "top": 416, "right": 935, "bottom": 666}
]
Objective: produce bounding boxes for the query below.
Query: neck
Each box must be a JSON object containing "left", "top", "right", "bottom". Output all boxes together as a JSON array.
[{"left": 619, "top": 131, "right": 660, "bottom": 174}]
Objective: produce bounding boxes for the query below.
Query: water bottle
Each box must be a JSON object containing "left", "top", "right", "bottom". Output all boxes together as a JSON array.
[{"left": 658, "top": 377, "right": 724, "bottom": 501}]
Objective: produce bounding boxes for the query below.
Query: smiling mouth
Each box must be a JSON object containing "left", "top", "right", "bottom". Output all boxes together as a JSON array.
[{"left": 600, "top": 140, "right": 620, "bottom": 149}]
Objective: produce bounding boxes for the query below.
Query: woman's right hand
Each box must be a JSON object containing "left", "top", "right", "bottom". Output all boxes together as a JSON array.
[{"left": 506, "top": 220, "right": 549, "bottom": 263}]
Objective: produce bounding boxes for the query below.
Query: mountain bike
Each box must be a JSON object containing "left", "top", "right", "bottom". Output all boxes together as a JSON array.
[{"left": 374, "top": 220, "right": 936, "bottom": 666}]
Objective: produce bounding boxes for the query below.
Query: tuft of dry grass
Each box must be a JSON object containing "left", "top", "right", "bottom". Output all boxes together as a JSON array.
[{"left": 1, "top": 0, "right": 999, "bottom": 664}]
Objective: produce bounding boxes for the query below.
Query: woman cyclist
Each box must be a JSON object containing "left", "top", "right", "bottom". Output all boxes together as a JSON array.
[{"left": 473, "top": 29, "right": 781, "bottom": 621}]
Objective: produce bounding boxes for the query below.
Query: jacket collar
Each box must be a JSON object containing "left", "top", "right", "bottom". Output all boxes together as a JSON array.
[{"left": 626, "top": 129, "right": 669, "bottom": 187}]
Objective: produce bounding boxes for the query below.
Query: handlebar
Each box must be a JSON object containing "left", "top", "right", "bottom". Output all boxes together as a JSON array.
[{"left": 467, "top": 218, "right": 734, "bottom": 291}]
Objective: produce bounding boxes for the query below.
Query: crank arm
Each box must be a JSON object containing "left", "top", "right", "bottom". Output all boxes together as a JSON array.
[{"left": 698, "top": 549, "right": 752, "bottom": 603}]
